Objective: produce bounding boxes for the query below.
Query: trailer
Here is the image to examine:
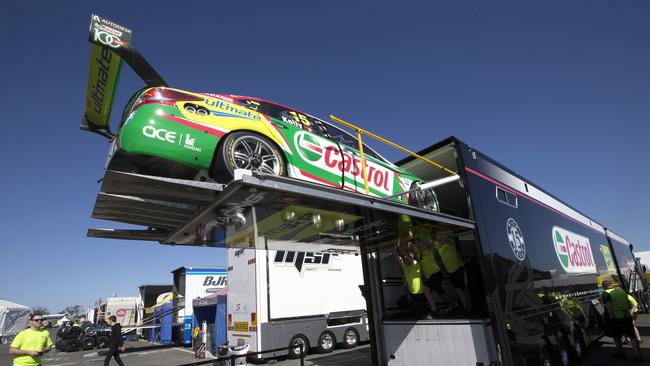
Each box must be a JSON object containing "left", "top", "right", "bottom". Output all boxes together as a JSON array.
[
  {"left": 227, "top": 247, "right": 369, "bottom": 359},
  {"left": 104, "top": 297, "right": 139, "bottom": 326},
  {"left": 172, "top": 266, "right": 227, "bottom": 345}
]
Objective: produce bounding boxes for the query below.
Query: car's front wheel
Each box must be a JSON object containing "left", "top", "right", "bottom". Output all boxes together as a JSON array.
[{"left": 213, "top": 132, "right": 286, "bottom": 182}]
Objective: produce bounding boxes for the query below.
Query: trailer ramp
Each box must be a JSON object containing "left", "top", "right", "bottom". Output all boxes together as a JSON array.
[{"left": 88, "top": 171, "right": 475, "bottom": 250}]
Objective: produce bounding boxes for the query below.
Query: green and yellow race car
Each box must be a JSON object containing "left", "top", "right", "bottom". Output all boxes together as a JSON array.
[{"left": 82, "top": 14, "right": 438, "bottom": 211}]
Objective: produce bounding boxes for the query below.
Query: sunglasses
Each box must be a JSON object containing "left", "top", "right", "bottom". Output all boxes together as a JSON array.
[{"left": 31, "top": 319, "right": 44, "bottom": 322}]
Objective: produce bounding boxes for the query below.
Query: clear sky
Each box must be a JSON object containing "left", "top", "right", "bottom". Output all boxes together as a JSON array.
[{"left": 1, "top": 1, "right": 648, "bottom": 313}]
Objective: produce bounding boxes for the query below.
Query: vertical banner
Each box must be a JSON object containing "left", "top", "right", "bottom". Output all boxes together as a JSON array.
[{"left": 82, "top": 14, "right": 131, "bottom": 135}]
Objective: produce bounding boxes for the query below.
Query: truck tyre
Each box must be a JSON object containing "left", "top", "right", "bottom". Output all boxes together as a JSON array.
[
  {"left": 287, "top": 334, "right": 309, "bottom": 359},
  {"left": 316, "top": 331, "right": 336, "bottom": 353},
  {"left": 341, "top": 328, "right": 359, "bottom": 349},
  {"left": 82, "top": 337, "right": 96, "bottom": 350},
  {"left": 213, "top": 132, "right": 286, "bottom": 182}
]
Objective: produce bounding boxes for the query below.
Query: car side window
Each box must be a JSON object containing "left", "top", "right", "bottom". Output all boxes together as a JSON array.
[
  {"left": 264, "top": 103, "right": 330, "bottom": 136},
  {"left": 321, "top": 121, "right": 383, "bottom": 161}
]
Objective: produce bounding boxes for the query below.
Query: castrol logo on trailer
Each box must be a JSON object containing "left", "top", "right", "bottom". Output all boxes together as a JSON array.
[
  {"left": 552, "top": 226, "right": 597, "bottom": 274},
  {"left": 294, "top": 131, "right": 394, "bottom": 195}
]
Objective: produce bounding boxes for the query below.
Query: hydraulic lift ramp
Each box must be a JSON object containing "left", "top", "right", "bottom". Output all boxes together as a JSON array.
[
  {"left": 87, "top": 170, "right": 224, "bottom": 241},
  {"left": 162, "top": 173, "right": 475, "bottom": 251}
]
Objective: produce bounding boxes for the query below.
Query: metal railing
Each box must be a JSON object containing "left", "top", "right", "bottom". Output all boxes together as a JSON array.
[{"left": 329, "top": 115, "right": 457, "bottom": 196}]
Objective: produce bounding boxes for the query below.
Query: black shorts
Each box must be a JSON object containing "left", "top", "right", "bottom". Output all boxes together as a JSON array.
[
  {"left": 425, "top": 272, "right": 444, "bottom": 294},
  {"left": 611, "top": 317, "right": 636, "bottom": 338},
  {"left": 448, "top": 269, "right": 466, "bottom": 289}
]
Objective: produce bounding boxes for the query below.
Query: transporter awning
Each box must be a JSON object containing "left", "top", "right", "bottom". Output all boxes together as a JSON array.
[{"left": 163, "top": 174, "right": 475, "bottom": 252}]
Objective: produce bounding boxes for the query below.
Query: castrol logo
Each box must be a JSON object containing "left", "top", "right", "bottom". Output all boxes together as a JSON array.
[
  {"left": 552, "top": 226, "right": 597, "bottom": 274},
  {"left": 294, "top": 131, "right": 394, "bottom": 195}
]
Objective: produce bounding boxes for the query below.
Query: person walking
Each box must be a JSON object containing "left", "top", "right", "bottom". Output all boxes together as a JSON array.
[
  {"left": 602, "top": 279, "right": 642, "bottom": 361},
  {"left": 104, "top": 315, "right": 126, "bottom": 366},
  {"left": 9, "top": 313, "right": 53, "bottom": 366}
]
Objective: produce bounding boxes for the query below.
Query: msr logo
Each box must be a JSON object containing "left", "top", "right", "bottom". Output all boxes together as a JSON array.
[{"left": 273, "top": 251, "right": 339, "bottom": 275}]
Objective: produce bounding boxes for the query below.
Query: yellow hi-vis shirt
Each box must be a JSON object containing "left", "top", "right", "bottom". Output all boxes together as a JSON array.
[
  {"left": 400, "top": 260, "right": 423, "bottom": 294},
  {"left": 10, "top": 328, "right": 53, "bottom": 366},
  {"left": 435, "top": 240, "right": 462, "bottom": 274},
  {"left": 606, "top": 287, "right": 635, "bottom": 319},
  {"left": 417, "top": 248, "right": 441, "bottom": 278}
]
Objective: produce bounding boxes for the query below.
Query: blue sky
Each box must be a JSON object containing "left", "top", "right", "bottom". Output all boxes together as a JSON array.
[{"left": 1, "top": 1, "right": 648, "bottom": 312}]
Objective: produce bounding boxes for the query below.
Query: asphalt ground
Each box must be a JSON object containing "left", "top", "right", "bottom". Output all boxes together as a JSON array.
[{"left": 2, "top": 316, "right": 650, "bottom": 365}]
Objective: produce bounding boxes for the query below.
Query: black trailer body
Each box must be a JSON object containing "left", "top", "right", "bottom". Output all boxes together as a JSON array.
[
  {"left": 377, "top": 137, "right": 624, "bottom": 365},
  {"left": 86, "top": 140, "right": 638, "bottom": 366}
]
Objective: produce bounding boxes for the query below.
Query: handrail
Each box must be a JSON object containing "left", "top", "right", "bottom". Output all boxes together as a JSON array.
[{"left": 329, "top": 115, "right": 457, "bottom": 195}]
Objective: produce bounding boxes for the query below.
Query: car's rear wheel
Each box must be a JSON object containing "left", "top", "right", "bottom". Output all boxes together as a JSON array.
[{"left": 213, "top": 132, "right": 286, "bottom": 182}]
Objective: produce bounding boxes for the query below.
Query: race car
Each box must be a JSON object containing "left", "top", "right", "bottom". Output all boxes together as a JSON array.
[
  {"left": 82, "top": 14, "right": 439, "bottom": 211},
  {"left": 107, "top": 87, "right": 438, "bottom": 209}
]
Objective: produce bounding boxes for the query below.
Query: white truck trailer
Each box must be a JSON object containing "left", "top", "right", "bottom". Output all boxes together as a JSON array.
[{"left": 227, "top": 247, "right": 369, "bottom": 359}]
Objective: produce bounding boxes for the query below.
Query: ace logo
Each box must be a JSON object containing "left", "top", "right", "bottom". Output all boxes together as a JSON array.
[{"left": 552, "top": 226, "right": 597, "bottom": 274}]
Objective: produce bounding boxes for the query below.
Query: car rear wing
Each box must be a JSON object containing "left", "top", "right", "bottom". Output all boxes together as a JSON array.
[{"left": 81, "top": 14, "right": 168, "bottom": 138}]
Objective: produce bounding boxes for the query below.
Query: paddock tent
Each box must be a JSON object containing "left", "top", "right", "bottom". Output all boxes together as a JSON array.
[{"left": 0, "top": 299, "right": 30, "bottom": 338}]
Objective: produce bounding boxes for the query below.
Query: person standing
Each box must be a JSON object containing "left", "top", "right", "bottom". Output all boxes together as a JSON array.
[
  {"left": 603, "top": 279, "right": 641, "bottom": 361},
  {"left": 9, "top": 313, "right": 53, "bottom": 366},
  {"left": 104, "top": 315, "right": 125, "bottom": 366}
]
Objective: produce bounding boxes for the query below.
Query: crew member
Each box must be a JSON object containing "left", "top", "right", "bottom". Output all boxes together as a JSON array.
[
  {"left": 603, "top": 279, "right": 641, "bottom": 361},
  {"left": 9, "top": 313, "right": 53, "bottom": 366},
  {"left": 434, "top": 234, "right": 472, "bottom": 313},
  {"left": 104, "top": 315, "right": 126, "bottom": 366}
]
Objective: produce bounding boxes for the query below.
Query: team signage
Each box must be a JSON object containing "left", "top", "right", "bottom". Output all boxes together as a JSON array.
[
  {"left": 83, "top": 14, "right": 131, "bottom": 134},
  {"left": 552, "top": 226, "right": 597, "bottom": 274}
]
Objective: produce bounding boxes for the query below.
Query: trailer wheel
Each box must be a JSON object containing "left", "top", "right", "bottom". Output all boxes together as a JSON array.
[
  {"left": 287, "top": 334, "right": 310, "bottom": 359},
  {"left": 341, "top": 328, "right": 359, "bottom": 349},
  {"left": 82, "top": 337, "right": 96, "bottom": 350},
  {"left": 316, "top": 331, "right": 336, "bottom": 353}
]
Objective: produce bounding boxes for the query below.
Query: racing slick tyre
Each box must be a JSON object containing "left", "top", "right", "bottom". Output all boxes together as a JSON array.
[
  {"left": 55, "top": 339, "right": 67, "bottom": 351},
  {"left": 408, "top": 182, "right": 440, "bottom": 212},
  {"left": 341, "top": 328, "right": 359, "bottom": 349},
  {"left": 82, "top": 337, "right": 96, "bottom": 350},
  {"left": 64, "top": 338, "right": 79, "bottom": 352},
  {"left": 287, "top": 334, "right": 310, "bottom": 359},
  {"left": 96, "top": 335, "right": 109, "bottom": 349},
  {"left": 316, "top": 331, "right": 336, "bottom": 354},
  {"left": 213, "top": 132, "right": 286, "bottom": 182}
]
